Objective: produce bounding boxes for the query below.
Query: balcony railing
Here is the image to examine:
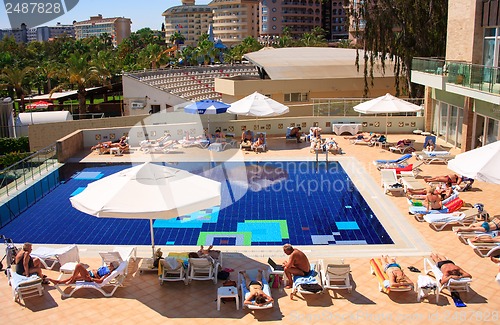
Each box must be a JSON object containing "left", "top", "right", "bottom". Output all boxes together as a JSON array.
[{"left": 412, "top": 57, "right": 500, "bottom": 95}]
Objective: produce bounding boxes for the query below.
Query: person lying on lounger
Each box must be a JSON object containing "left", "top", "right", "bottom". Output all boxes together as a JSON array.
[
  {"left": 381, "top": 255, "right": 414, "bottom": 287},
  {"left": 454, "top": 217, "right": 500, "bottom": 233},
  {"left": 325, "top": 138, "right": 341, "bottom": 154},
  {"left": 344, "top": 131, "right": 367, "bottom": 140},
  {"left": 468, "top": 235, "right": 500, "bottom": 243},
  {"left": 240, "top": 270, "right": 274, "bottom": 307},
  {"left": 430, "top": 253, "right": 472, "bottom": 285},
  {"left": 49, "top": 261, "right": 119, "bottom": 285},
  {"left": 253, "top": 133, "right": 265, "bottom": 151},
  {"left": 424, "top": 173, "right": 461, "bottom": 185}
]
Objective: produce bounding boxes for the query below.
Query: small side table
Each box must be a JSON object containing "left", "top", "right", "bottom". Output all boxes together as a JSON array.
[
  {"left": 217, "top": 286, "right": 239, "bottom": 311},
  {"left": 110, "top": 147, "right": 121, "bottom": 155}
]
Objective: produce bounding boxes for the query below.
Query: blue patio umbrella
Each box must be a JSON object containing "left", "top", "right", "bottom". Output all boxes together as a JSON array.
[{"left": 184, "top": 99, "right": 230, "bottom": 133}]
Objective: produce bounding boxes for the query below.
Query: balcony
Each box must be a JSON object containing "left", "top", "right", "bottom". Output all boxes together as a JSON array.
[{"left": 412, "top": 57, "right": 500, "bottom": 105}]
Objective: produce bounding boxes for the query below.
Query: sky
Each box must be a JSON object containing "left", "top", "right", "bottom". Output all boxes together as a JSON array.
[{"left": 1, "top": 0, "right": 210, "bottom": 31}]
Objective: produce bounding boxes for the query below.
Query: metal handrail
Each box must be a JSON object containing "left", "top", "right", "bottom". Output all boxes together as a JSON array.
[{"left": 0, "top": 143, "right": 57, "bottom": 197}]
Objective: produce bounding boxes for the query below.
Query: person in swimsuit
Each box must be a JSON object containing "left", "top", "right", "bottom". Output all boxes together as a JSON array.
[
  {"left": 453, "top": 217, "right": 500, "bottom": 233},
  {"left": 424, "top": 186, "right": 443, "bottom": 211},
  {"left": 15, "top": 242, "right": 44, "bottom": 279},
  {"left": 430, "top": 253, "right": 472, "bottom": 285},
  {"left": 49, "top": 261, "right": 119, "bottom": 285},
  {"left": 240, "top": 270, "right": 274, "bottom": 307},
  {"left": 381, "top": 255, "right": 414, "bottom": 287},
  {"left": 424, "top": 173, "right": 461, "bottom": 185}
]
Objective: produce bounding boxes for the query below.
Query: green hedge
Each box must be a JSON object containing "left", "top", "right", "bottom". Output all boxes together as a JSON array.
[
  {"left": 0, "top": 137, "right": 30, "bottom": 155},
  {"left": 0, "top": 151, "right": 32, "bottom": 169}
]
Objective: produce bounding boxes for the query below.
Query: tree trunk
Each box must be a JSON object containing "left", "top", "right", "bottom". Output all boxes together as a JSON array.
[{"left": 78, "top": 89, "right": 87, "bottom": 116}]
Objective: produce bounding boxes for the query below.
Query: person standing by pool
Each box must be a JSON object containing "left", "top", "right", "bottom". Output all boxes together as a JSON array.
[{"left": 282, "top": 244, "right": 310, "bottom": 289}]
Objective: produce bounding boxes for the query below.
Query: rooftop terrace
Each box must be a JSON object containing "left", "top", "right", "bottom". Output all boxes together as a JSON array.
[{"left": 1, "top": 133, "right": 499, "bottom": 324}]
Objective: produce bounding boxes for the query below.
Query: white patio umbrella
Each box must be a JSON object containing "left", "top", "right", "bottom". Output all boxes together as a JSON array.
[
  {"left": 353, "top": 93, "right": 422, "bottom": 136},
  {"left": 448, "top": 140, "right": 500, "bottom": 184},
  {"left": 227, "top": 91, "right": 289, "bottom": 130},
  {"left": 70, "top": 162, "right": 221, "bottom": 257}
]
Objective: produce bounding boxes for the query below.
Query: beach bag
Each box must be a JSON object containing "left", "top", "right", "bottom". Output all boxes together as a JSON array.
[
  {"left": 217, "top": 270, "right": 230, "bottom": 280},
  {"left": 269, "top": 274, "right": 283, "bottom": 289}
]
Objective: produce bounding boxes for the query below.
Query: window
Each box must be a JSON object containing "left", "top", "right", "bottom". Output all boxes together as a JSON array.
[
  {"left": 262, "top": 16, "right": 268, "bottom": 22},
  {"left": 285, "top": 93, "right": 308, "bottom": 102}
]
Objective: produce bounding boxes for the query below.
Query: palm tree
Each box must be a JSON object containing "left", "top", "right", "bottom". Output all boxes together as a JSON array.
[
  {"left": 54, "top": 53, "right": 109, "bottom": 116},
  {"left": 195, "top": 37, "right": 216, "bottom": 65},
  {"left": 0, "top": 66, "right": 33, "bottom": 113},
  {"left": 169, "top": 31, "right": 185, "bottom": 48}
]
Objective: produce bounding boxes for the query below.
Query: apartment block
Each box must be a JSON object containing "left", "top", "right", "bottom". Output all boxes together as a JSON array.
[{"left": 74, "top": 14, "right": 132, "bottom": 46}]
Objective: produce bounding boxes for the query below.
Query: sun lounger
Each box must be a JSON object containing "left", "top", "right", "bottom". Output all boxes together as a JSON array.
[
  {"left": 423, "top": 258, "right": 471, "bottom": 302},
  {"left": 54, "top": 260, "right": 128, "bottom": 298},
  {"left": 422, "top": 212, "right": 471, "bottom": 231},
  {"left": 373, "top": 153, "right": 412, "bottom": 166},
  {"left": 452, "top": 228, "right": 498, "bottom": 244},
  {"left": 285, "top": 127, "right": 298, "bottom": 142},
  {"left": 187, "top": 257, "right": 219, "bottom": 284},
  {"left": 31, "top": 244, "right": 80, "bottom": 271},
  {"left": 251, "top": 132, "right": 267, "bottom": 152},
  {"left": 414, "top": 151, "right": 455, "bottom": 164},
  {"left": 369, "top": 258, "right": 414, "bottom": 294},
  {"left": 291, "top": 262, "right": 324, "bottom": 298},
  {"left": 159, "top": 257, "right": 188, "bottom": 285},
  {"left": 7, "top": 268, "right": 44, "bottom": 303},
  {"left": 380, "top": 169, "right": 404, "bottom": 195},
  {"left": 409, "top": 197, "right": 463, "bottom": 215},
  {"left": 319, "top": 259, "right": 352, "bottom": 293},
  {"left": 238, "top": 269, "right": 273, "bottom": 309},
  {"left": 467, "top": 239, "right": 500, "bottom": 258},
  {"left": 389, "top": 140, "right": 415, "bottom": 154},
  {"left": 401, "top": 176, "right": 427, "bottom": 192}
]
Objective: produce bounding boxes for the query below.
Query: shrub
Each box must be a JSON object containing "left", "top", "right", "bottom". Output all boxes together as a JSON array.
[{"left": 0, "top": 137, "right": 30, "bottom": 155}]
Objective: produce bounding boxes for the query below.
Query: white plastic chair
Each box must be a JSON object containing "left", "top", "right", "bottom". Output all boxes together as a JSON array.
[{"left": 187, "top": 257, "right": 219, "bottom": 284}]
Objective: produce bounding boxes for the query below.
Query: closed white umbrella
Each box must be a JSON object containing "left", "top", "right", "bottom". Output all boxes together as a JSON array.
[
  {"left": 448, "top": 141, "right": 500, "bottom": 184},
  {"left": 353, "top": 93, "right": 422, "bottom": 136},
  {"left": 70, "top": 162, "right": 221, "bottom": 256}
]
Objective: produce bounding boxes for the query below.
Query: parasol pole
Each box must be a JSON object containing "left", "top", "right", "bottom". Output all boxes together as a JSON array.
[{"left": 150, "top": 219, "right": 155, "bottom": 258}]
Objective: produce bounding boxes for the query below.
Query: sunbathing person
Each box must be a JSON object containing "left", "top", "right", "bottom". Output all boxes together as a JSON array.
[
  {"left": 310, "top": 137, "right": 323, "bottom": 152},
  {"left": 430, "top": 253, "right": 472, "bottom": 285},
  {"left": 424, "top": 186, "right": 444, "bottom": 211},
  {"left": 468, "top": 234, "right": 500, "bottom": 243},
  {"left": 381, "top": 255, "right": 414, "bottom": 287},
  {"left": 15, "top": 242, "right": 45, "bottom": 281},
  {"left": 395, "top": 138, "right": 413, "bottom": 148},
  {"left": 214, "top": 129, "right": 226, "bottom": 143},
  {"left": 311, "top": 127, "right": 322, "bottom": 139},
  {"left": 241, "top": 130, "right": 253, "bottom": 149},
  {"left": 282, "top": 244, "right": 310, "bottom": 291},
  {"left": 453, "top": 217, "right": 500, "bottom": 233},
  {"left": 49, "top": 261, "right": 119, "bottom": 285},
  {"left": 289, "top": 127, "right": 302, "bottom": 143},
  {"left": 325, "top": 138, "right": 341, "bottom": 154},
  {"left": 240, "top": 270, "right": 274, "bottom": 307},
  {"left": 425, "top": 173, "right": 461, "bottom": 185},
  {"left": 344, "top": 131, "right": 367, "bottom": 140},
  {"left": 253, "top": 133, "right": 265, "bottom": 151},
  {"left": 424, "top": 138, "right": 436, "bottom": 151}
]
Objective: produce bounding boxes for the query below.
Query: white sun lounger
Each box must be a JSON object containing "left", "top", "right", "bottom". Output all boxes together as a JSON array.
[
  {"left": 7, "top": 269, "right": 44, "bottom": 303},
  {"left": 31, "top": 244, "right": 80, "bottom": 271},
  {"left": 380, "top": 169, "right": 404, "bottom": 195},
  {"left": 423, "top": 258, "right": 471, "bottom": 303},
  {"left": 54, "top": 260, "right": 128, "bottom": 298},
  {"left": 467, "top": 239, "right": 500, "bottom": 258},
  {"left": 238, "top": 269, "right": 273, "bottom": 309},
  {"left": 319, "top": 259, "right": 352, "bottom": 293}
]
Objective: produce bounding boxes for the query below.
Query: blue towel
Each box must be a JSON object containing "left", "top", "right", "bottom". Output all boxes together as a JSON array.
[{"left": 293, "top": 270, "right": 318, "bottom": 285}]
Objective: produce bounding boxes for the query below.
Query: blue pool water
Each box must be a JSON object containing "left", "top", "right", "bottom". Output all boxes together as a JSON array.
[{"left": 0, "top": 162, "right": 393, "bottom": 246}]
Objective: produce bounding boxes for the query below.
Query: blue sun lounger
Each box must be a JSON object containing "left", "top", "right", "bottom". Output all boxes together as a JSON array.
[{"left": 373, "top": 154, "right": 412, "bottom": 166}]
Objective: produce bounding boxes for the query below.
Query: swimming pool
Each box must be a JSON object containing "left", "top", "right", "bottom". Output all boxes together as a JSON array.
[{"left": 0, "top": 161, "right": 393, "bottom": 247}]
